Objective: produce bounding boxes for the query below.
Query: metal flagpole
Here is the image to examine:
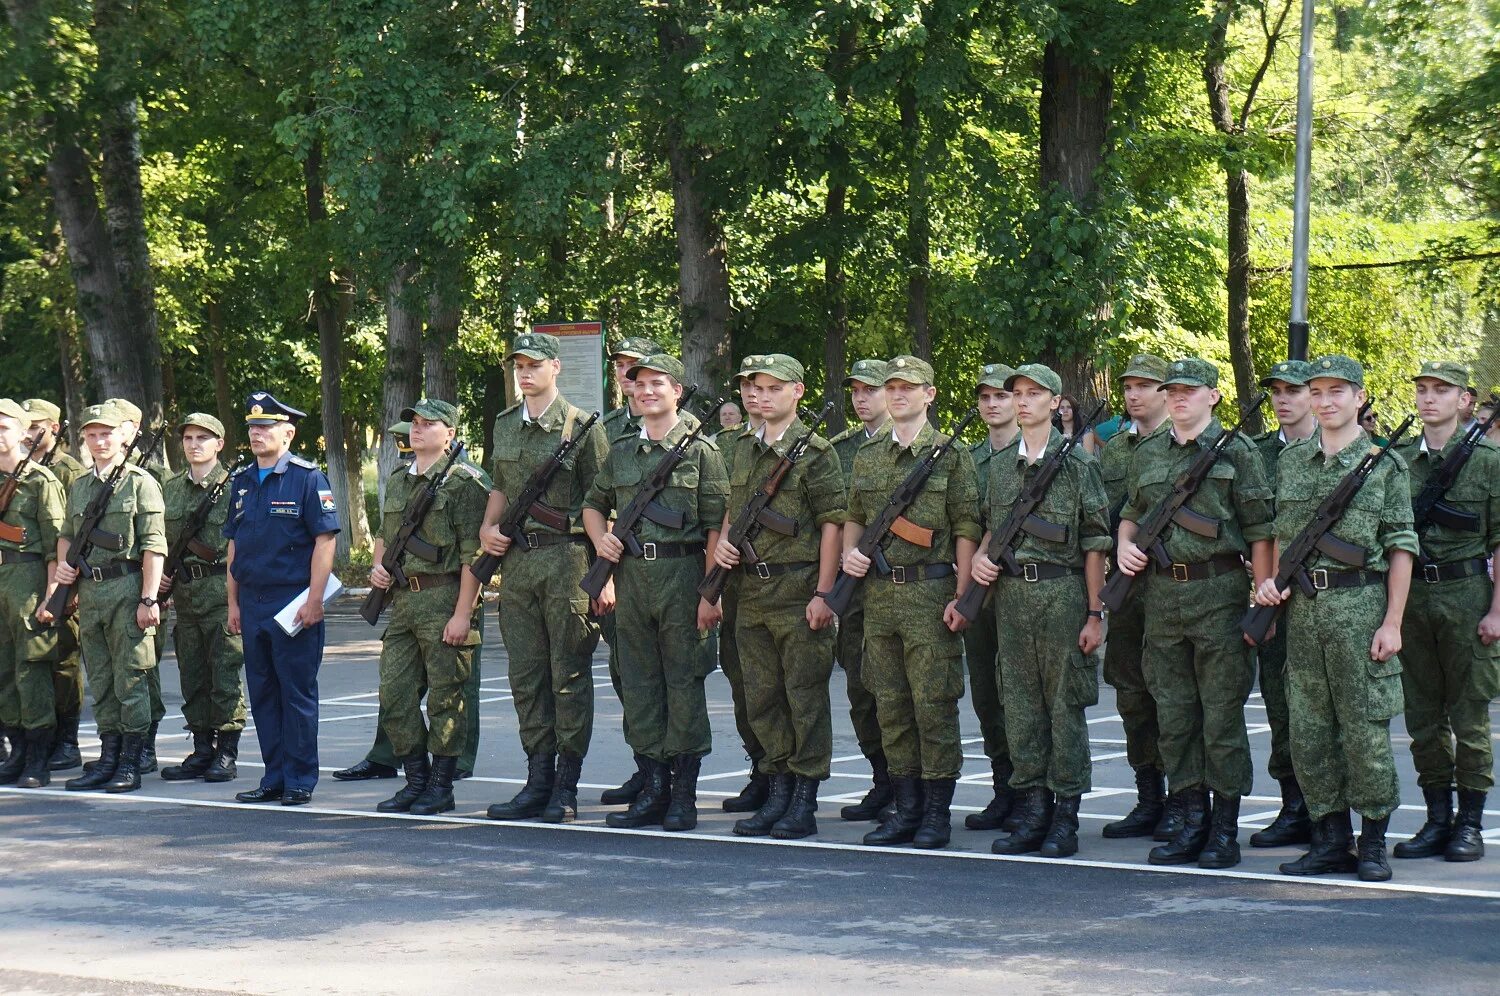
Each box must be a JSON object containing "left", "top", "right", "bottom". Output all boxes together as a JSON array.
[{"left": 1287, "top": 0, "right": 1316, "bottom": 361}]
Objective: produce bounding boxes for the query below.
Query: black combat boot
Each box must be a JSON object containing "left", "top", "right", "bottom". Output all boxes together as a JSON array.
[
  {"left": 160, "top": 729, "right": 215, "bottom": 781},
  {"left": 965, "top": 759, "right": 1016, "bottom": 831},
  {"left": 540, "top": 751, "right": 583, "bottom": 823},
  {"left": 1153, "top": 790, "right": 1187, "bottom": 842},
  {"left": 410, "top": 755, "right": 458, "bottom": 816},
  {"left": 1280, "top": 811, "right": 1357, "bottom": 876},
  {"left": 48, "top": 713, "right": 82, "bottom": 771},
  {"left": 863, "top": 776, "right": 924, "bottom": 846},
  {"left": 104, "top": 733, "right": 145, "bottom": 793},
  {"left": 1446, "top": 790, "right": 1486, "bottom": 862},
  {"left": 138, "top": 721, "right": 159, "bottom": 774},
  {"left": 1197, "top": 793, "right": 1242, "bottom": 868},
  {"left": 601, "top": 753, "right": 650, "bottom": 805},
  {"left": 771, "top": 775, "right": 820, "bottom": 840},
  {"left": 378, "top": 754, "right": 430, "bottom": 813},
  {"left": 1040, "top": 794, "right": 1082, "bottom": 858},
  {"left": 912, "top": 778, "right": 957, "bottom": 849},
  {"left": 1393, "top": 785, "right": 1452, "bottom": 858},
  {"left": 203, "top": 730, "right": 240, "bottom": 783},
  {"left": 1149, "top": 787, "right": 1210, "bottom": 865},
  {"left": 721, "top": 757, "right": 770, "bottom": 813},
  {"left": 0, "top": 727, "right": 23, "bottom": 784},
  {"left": 662, "top": 754, "right": 701, "bottom": 831},
  {"left": 734, "top": 772, "right": 794, "bottom": 836},
  {"left": 1357, "top": 815, "right": 1392, "bottom": 882},
  {"left": 1250, "top": 776, "right": 1313, "bottom": 847},
  {"left": 16, "top": 728, "right": 52, "bottom": 788},
  {"left": 1102, "top": 766, "right": 1165, "bottom": 839},
  {"left": 606, "top": 758, "right": 671, "bottom": 828},
  {"left": 66, "top": 733, "right": 121, "bottom": 791},
  {"left": 841, "top": 751, "right": 894, "bottom": 822},
  {"left": 992, "top": 786, "right": 1055, "bottom": 855},
  {"left": 487, "top": 753, "right": 556, "bottom": 820}
]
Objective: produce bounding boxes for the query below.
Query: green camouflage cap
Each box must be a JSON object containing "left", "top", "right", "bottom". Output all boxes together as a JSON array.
[
  {"left": 178, "top": 412, "right": 225, "bottom": 438},
  {"left": 734, "top": 354, "right": 760, "bottom": 382},
  {"left": 1308, "top": 354, "right": 1365, "bottom": 387},
  {"left": 1120, "top": 353, "right": 1170, "bottom": 383},
  {"left": 507, "top": 331, "right": 561, "bottom": 362},
  {"left": 1005, "top": 363, "right": 1062, "bottom": 395},
  {"left": 741, "top": 353, "right": 805, "bottom": 383},
  {"left": 0, "top": 398, "right": 27, "bottom": 422},
  {"left": 1260, "top": 359, "right": 1313, "bottom": 387},
  {"left": 885, "top": 355, "right": 935, "bottom": 386},
  {"left": 400, "top": 398, "right": 460, "bottom": 427},
  {"left": 106, "top": 397, "right": 142, "bottom": 424},
  {"left": 79, "top": 403, "right": 124, "bottom": 429},
  {"left": 626, "top": 353, "right": 686, "bottom": 382},
  {"left": 976, "top": 363, "right": 1017, "bottom": 391},
  {"left": 21, "top": 399, "right": 61, "bottom": 424},
  {"left": 843, "top": 359, "right": 889, "bottom": 387},
  {"left": 611, "top": 336, "right": 662, "bottom": 361},
  {"left": 1159, "top": 357, "right": 1220, "bottom": 390},
  {"left": 1412, "top": 359, "right": 1470, "bottom": 389},
  {"left": 387, "top": 420, "right": 412, "bottom": 437}
]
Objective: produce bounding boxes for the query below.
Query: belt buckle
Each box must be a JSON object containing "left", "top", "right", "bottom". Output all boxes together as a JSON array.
[
  {"left": 1171, "top": 563, "right": 1189, "bottom": 583},
  {"left": 755, "top": 562, "right": 771, "bottom": 579},
  {"left": 1423, "top": 563, "right": 1440, "bottom": 584},
  {"left": 525, "top": 533, "right": 541, "bottom": 550},
  {"left": 189, "top": 564, "right": 206, "bottom": 581},
  {"left": 408, "top": 576, "right": 422, "bottom": 593},
  {"left": 891, "top": 565, "right": 908, "bottom": 584},
  {"left": 1023, "top": 563, "right": 1038, "bottom": 583},
  {"left": 1311, "top": 568, "right": 1329, "bottom": 591},
  {"left": 642, "top": 542, "right": 658, "bottom": 562},
  {"left": 90, "top": 566, "right": 104, "bottom": 582}
]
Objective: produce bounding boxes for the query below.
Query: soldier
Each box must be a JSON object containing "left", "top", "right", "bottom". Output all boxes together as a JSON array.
[
  {"left": 369, "top": 399, "right": 488, "bottom": 816},
  {"left": 827, "top": 358, "right": 892, "bottom": 822},
  {"left": 582, "top": 353, "right": 728, "bottom": 831},
  {"left": 156, "top": 414, "right": 248, "bottom": 783},
  {"left": 972, "top": 363, "right": 1109, "bottom": 858},
  {"left": 1096, "top": 354, "right": 1171, "bottom": 841},
  {"left": 1252, "top": 354, "right": 1417, "bottom": 882},
  {"left": 961, "top": 363, "right": 1019, "bottom": 832},
  {"left": 842, "top": 355, "right": 981, "bottom": 850},
  {"left": 38, "top": 403, "right": 166, "bottom": 794},
  {"left": 21, "top": 399, "right": 86, "bottom": 771},
  {"left": 479, "top": 333, "right": 608, "bottom": 823},
  {"left": 0, "top": 399, "right": 65, "bottom": 788},
  {"left": 1248, "top": 360, "right": 1319, "bottom": 847},
  {"left": 1393, "top": 361, "right": 1500, "bottom": 863},
  {"left": 714, "top": 354, "right": 845, "bottom": 839},
  {"left": 225, "top": 392, "right": 340, "bottom": 806},
  {"left": 1116, "top": 358, "right": 1274, "bottom": 868}
]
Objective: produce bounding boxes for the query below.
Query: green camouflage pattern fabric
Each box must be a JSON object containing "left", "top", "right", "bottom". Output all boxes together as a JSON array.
[
  {"left": 982, "top": 428, "right": 1112, "bottom": 568},
  {"left": 829, "top": 419, "right": 888, "bottom": 480},
  {"left": 716, "top": 423, "right": 762, "bottom": 762},
  {"left": 488, "top": 394, "right": 608, "bottom": 534},
  {"left": 1272, "top": 433, "right": 1419, "bottom": 572},
  {"left": 45, "top": 450, "right": 86, "bottom": 491},
  {"left": 0, "top": 463, "right": 64, "bottom": 730},
  {"left": 726, "top": 421, "right": 846, "bottom": 564},
  {"left": 1396, "top": 433, "right": 1500, "bottom": 563},
  {"left": 1251, "top": 430, "right": 1298, "bottom": 780},
  {"left": 163, "top": 463, "right": 246, "bottom": 733},
  {"left": 364, "top": 607, "right": 485, "bottom": 773},
  {"left": 828, "top": 423, "right": 883, "bottom": 756},
  {"left": 847, "top": 421, "right": 983, "bottom": 564},
  {"left": 964, "top": 436, "right": 1013, "bottom": 764},
  {"left": 584, "top": 415, "right": 729, "bottom": 547}
]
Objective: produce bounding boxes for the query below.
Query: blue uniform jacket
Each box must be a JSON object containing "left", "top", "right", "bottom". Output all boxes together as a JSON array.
[{"left": 223, "top": 452, "right": 341, "bottom": 590}]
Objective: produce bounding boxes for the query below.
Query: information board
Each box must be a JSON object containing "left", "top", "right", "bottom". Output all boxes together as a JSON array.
[{"left": 531, "top": 321, "right": 605, "bottom": 416}]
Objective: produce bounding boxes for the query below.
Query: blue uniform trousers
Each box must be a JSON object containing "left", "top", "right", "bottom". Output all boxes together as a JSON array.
[{"left": 241, "top": 585, "right": 322, "bottom": 793}]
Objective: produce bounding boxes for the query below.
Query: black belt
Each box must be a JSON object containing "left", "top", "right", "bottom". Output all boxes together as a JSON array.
[
  {"left": 1419, "top": 557, "right": 1490, "bottom": 585},
  {"left": 630, "top": 541, "right": 705, "bottom": 561},
  {"left": 179, "top": 562, "right": 227, "bottom": 583},
  {"left": 742, "top": 560, "right": 816, "bottom": 580},
  {"left": 84, "top": 561, "right": 142, "bottom": 582},
  {"left": 1153, "top": 552, "right": 1245, "bottom": 583},
  {"left": 0, "top": 550, "right": 43, "bottom": 566},
  {"left": 402, "top": 572, "right": 461, "bottom": 593},
  {"left": 515, "top": 532, "right": 587, "bottom": 551},
  {"left": 877, "top": 562, "right": 956, "bottom": 584},
  {"left": 1307, "top": 568, "right": 1384, "bottom": 591},
  {"left": 1008, "top": 562, "right": 1082, "bottom": 583}
]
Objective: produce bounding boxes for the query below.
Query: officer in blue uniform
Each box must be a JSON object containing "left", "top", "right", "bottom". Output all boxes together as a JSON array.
[{"left": 224, "top": 392, "right": 340, "bottom": 805}]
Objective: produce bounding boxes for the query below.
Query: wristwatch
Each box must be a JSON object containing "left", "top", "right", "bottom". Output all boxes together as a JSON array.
[
  {"left": 1086, "top": 609, "right": 1104, "bottom": 620},
  {"left": 139, "top": 596, "right": 158, "bottom": 609}
]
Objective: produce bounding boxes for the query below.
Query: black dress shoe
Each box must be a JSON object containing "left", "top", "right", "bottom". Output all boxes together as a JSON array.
[
  {"left": 281, "top": 789, "right": 313, "bottom": 806},
  {"left": 235, "top": 785, "right": 284, "bottom": 803},
  {"left": 331, "top": 759, "right": 398, "bottom": 781}
]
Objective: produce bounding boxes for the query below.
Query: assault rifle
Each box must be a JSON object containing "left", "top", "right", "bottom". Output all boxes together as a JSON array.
[
  {"left": 0, "top": 428, "right": 55, "bottom": 545},
  {"left": 1410, "top": 398, "right": 1500, "bottom": 536},
  {"left": 360, "top": 441, "right": 468, "bottom": 625}
]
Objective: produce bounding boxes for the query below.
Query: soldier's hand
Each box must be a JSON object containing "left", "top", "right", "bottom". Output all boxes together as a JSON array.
[
  {"left": 713, "top": 537, "right": 741, "bottom": 570},
  {"left": 942, "top": 600, "right": 968, "bottom": 632},
  {"left": 227, "top": 601, "right": 241, "bottom": 635},
  {"left": 136, "top": 602, "right": 160, "bottom": 632},
  {"left": 1479, "top": 609, "right": 1500, "bottom": 646},
  {"left": 1078, "top": 617, "right": 1103, "bottom": 655},
  {"left": 841, "top": 548, "right": 871, "bottom": 578},
  {"left": 1243, "top": 622, "right": 1275, "bottom": 646},
  {"left": 1115, "top": 539, "right": 1149, "bottom": 576},
  {"left": 805, "top": 596, "right": 834, "bottom": 631},
  {"left": 442, "top": 612, "right": 472, "bottom": 646},
  {"left": 1252, "top": 578, "right": 1284, "bottom": 606},
  {"left": 591, "top": 578, "right": 617, "bottom": 616},
  {"left": 697, "top": 596, "right": 722, "bottom": 631},
  {"left": 34, "top": 604, "right": 54, "bottom": 626},
  {"left": 158, "top": 576, "right": 174, "bottom": 596},
  {"left": 54, "top": 561, "right": 79, "bottom": 585},
  {"left": 480, "top": 524, "right": 513, "bottom": 557},
  {"left": 970, "top": 552, "right": 1000, "bottom": 585},
  {"left": 1370, "top": 622, "right": 1402, "bottom": 662},
  {"left": 370, "top": 564, "right": 393, "bottom": 590},
  {"left": 596, "top": 532, "right": 625, "bottom": 563}
]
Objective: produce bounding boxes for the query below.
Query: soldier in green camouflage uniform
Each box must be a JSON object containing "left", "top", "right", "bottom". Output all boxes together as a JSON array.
[
  {"left": 973, "top": 364, "right": 1110, "bottom": 859},
  {"left": 843, "top": 355, "right": 981, "bottom": 851},
  {"left": 1254, "top": 354, "right": 1418, "bottom": 882},
  {"left": 155, "top": 414, "right": 247, "bottom": 784},
  {"left": 1117, "top": 358, "right": 1274, "bottom": 869},
  {"left": 370, "top": 399, "right": 490, "bottom": 816},
  {"left": 1248, "top": 359, "right": 1319, "bottom": 847},
  {"left": 714, "top": 354, "right": 845, "bottom": 840},
  {"left": 0, "top": 398, "right": 65, "bottom": 788},
  {"left": 481, "top": 332, "right": 608, "bottom": 824},
  {"left": 584, "top": 354, "right": 728, "bottom": 832},
  {"left": 45, "top": 404, "right": 167, "bottom": 794},
  {"left": 962, "top": 363, "right": 1019, "bottom": 832},
  {"left": 826, "top": 357, "right": 892, "bottom": 821},
  {"left": 21, "top": 399, "right": 85, "bottom": 772},
  {"left": 1393, "top": 360, "right": 1500, "bottom": 863}
]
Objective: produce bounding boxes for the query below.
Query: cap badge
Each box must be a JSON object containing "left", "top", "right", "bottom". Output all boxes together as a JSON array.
[{"left": 250, "top": 404, "right": 264, "bottom": 416}]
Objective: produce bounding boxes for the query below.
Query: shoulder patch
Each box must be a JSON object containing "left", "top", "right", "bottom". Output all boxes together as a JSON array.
[
  {"left": 287, "top": 455, "right": 318, "bottom": 469},
  {"left": 498, "top": 401, "right": 522, "bottom": 419}
]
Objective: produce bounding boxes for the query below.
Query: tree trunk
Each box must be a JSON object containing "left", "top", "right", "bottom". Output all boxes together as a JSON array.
[
  {"left": 379, "top": 261, "right": 424, "bottom": 504},
  {"left": 898, "top": 77, "right": 931, "bottom": 361},
  {"left": 55, "top": 315, "right": 87, "bottom": 450},
  {"left": 207, "top": 301, "right": 237, "bottom": 453},
  {"left": 823, "top": 21, "right": 856, "bottom": 435},
  {"left": 424, "top": 289, "right": 462, "bottom": 403},
  {"left": 665, "top": 127, "right": 732, "bottom": 395},
  {"left": 480, "top": 361, "right": 507, "bottom": 468},
  {"left": 343, "top": 414, "right": 373, "bottom": 552}
]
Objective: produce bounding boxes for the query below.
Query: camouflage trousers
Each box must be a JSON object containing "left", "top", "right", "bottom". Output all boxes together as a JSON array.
[
  {"left": 1254, "top": 619, "right": 1295, "bottom": 782},
  {"left": 862, "top": 574, "right": 964, "bottom": 781},
  {"left": 149, "top": 624, "right": 166, "bottom": 724},
  {"left": 961, "top": 590, "right": 1008, "bottom": 763},
  {"left": 736, "top": 568, "right": 835, "bottom": 780},
  {"left": 599, "top": 610, "right": 629, "bottom": 743},
  {"left": 614, "top": 556, "right": 714, "bottom": 762},
  {"left": 379, "top": 584, "right": 476, "bottom": 758},
  {"left": 1101, "top": 588, "right": 1162, "bottom": 771},
  {"left": 1286, "top": 587, "right": 1403, "bottom": 821},
  {"left": 1400, "top": 575, "right": 1499, "bottom": 792},
  {"left": 1141, "top": 570, "right": 1255, "bottom": 798},
  {"left": 718, "top": 578, "right": 765, "bottom": 767},
  {"left": 170, "top": 575, "right": 247, "bottom": 733},
  {"left": 0, "top": 561, "right": 59, "bottom": 730},
  {"left": 366, "top": 610, "right": 483, "bottom": 772},
  {"left": 78, "top": 572, "right": 157, "bottom": 735},
  {"left": 835, "top": 585, "right": 882, "bottom": 758},
  {"left": 994, "top": 573, "right": 1097, "bottom": 797},
  {"left": 52, "top": 617, "right": 84, "bottom": 721}
]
